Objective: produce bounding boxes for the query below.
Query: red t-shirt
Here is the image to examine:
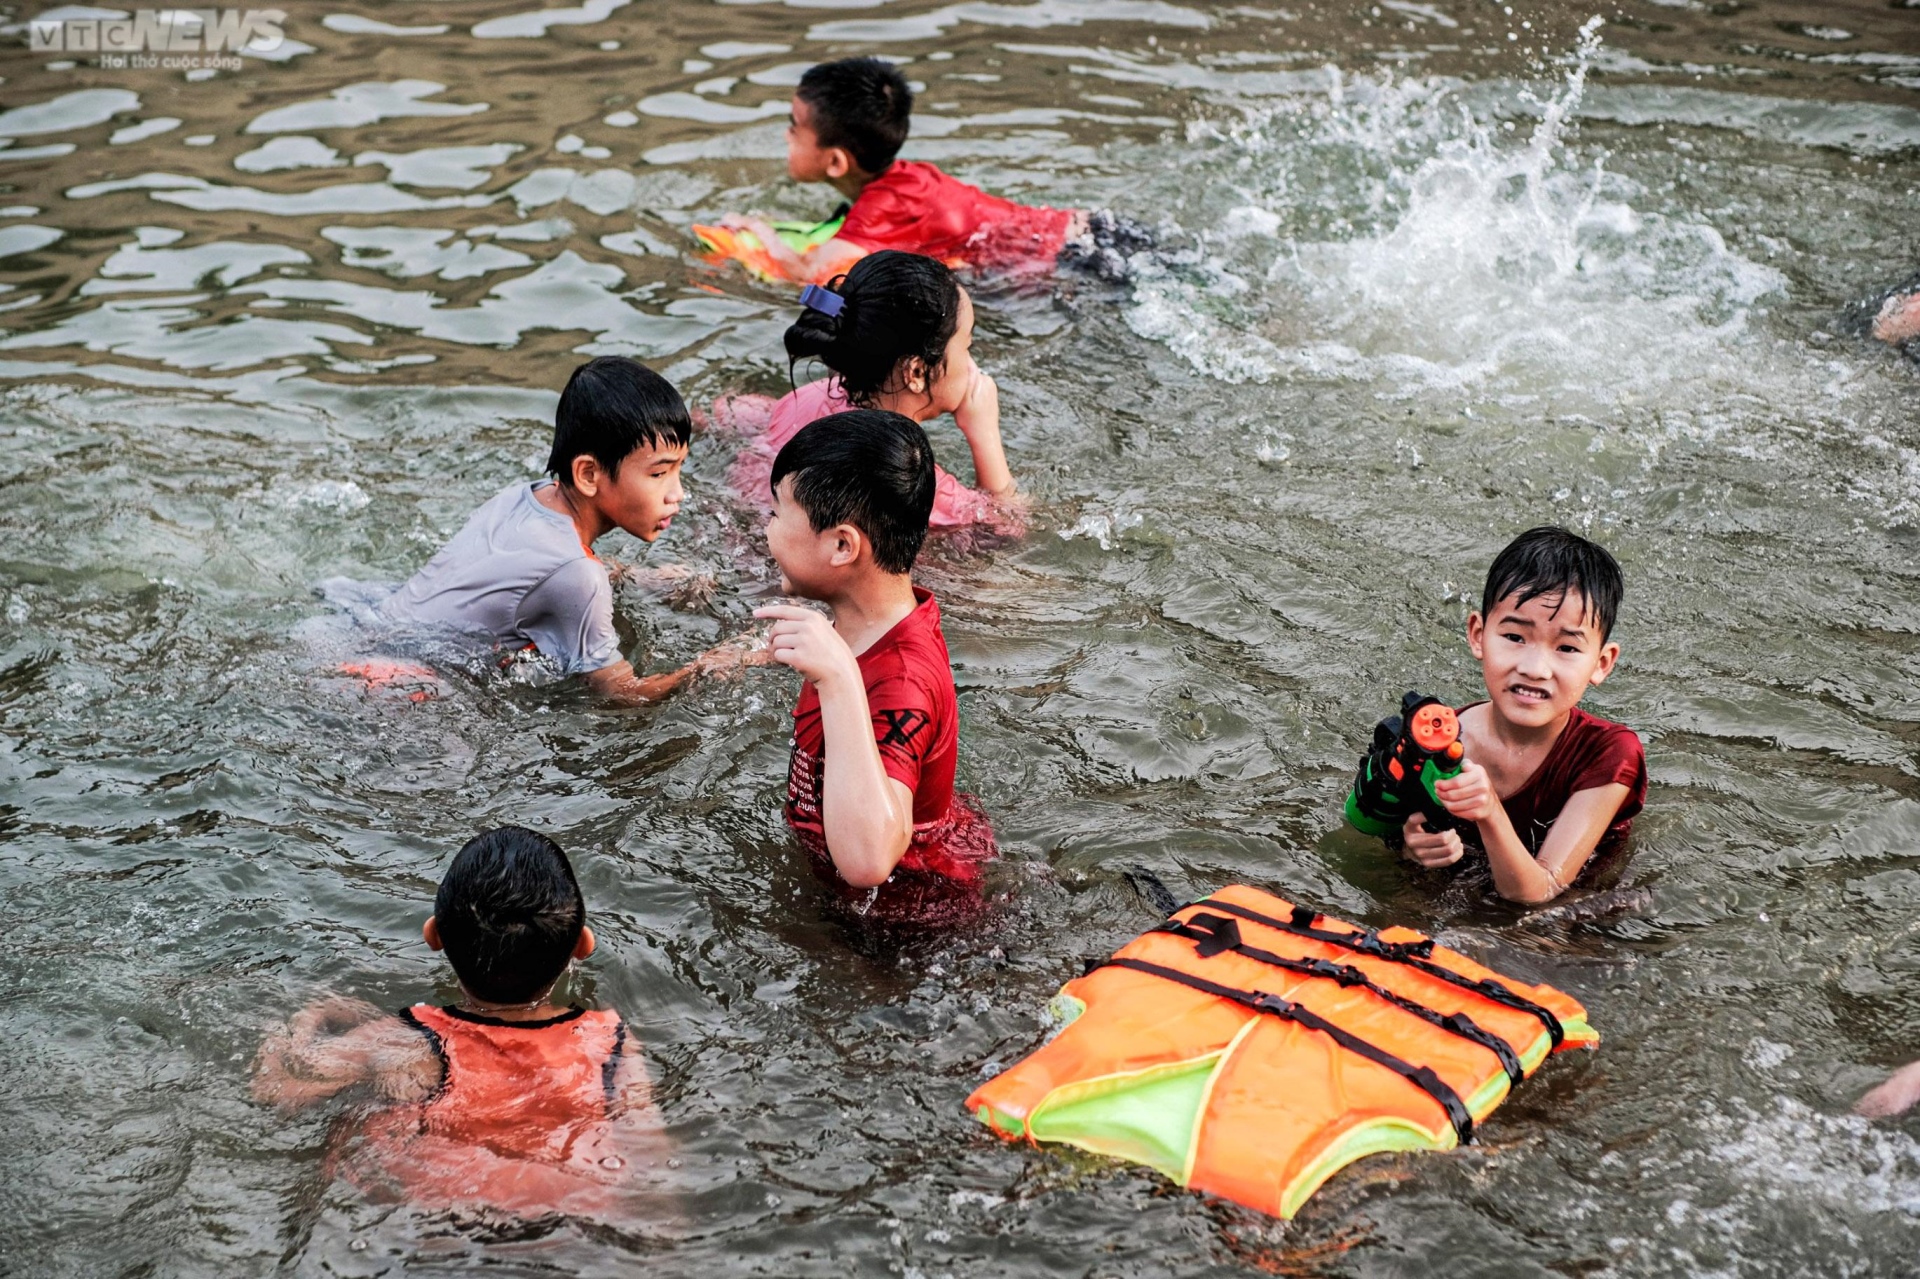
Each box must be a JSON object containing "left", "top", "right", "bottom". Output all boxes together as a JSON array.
[
  {"left": 1463, "top": 704, "right": 1648, "bottom": 856},
  {"left": 786, "top": 588, "right": 996, "bottom": 888},
  {"left": 836, "top": 160, "right": 1075, "bottom": 271}
]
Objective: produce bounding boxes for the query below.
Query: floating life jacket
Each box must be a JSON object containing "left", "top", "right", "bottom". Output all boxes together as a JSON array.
[
  {"left": 690, "top": 214, "right": 852, "bottom": 284},
  {"left": 966, "top": 886, "right": 1597, "bottom": 1219},
  {"left": 336, "top": 1005, "right": 634, "bottom": 1219}
]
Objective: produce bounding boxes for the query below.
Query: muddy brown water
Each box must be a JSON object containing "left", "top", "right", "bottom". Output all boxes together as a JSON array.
[{"left": 2, "top": 1, "right": 1919, "bottom": 1275}]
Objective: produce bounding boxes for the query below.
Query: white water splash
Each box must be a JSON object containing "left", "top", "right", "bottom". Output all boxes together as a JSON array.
[
  {"left": 1708, "top": 1094, "right": 1920, "bottom": 1218},
  {"left": 1127, "top": 19, "right": 1789, "bottom": 414}
]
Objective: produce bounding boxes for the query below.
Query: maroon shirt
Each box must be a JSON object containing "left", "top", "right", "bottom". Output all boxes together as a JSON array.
[
  {"left": 1463, "top": 704, "right": 1648, "bottom": 856},
  {"left": 786, "top": 588, "right": 996, "bottom": 889}
]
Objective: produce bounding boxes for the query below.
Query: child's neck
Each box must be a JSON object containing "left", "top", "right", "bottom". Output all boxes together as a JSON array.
[
  {"left": 1462, "top": 701, "right": 1574, "bottom": 797},
  {"left": 823, "top": 570, "right": 918, "bottom": 657},
  {"left": 457, "top": 985, "right": 569, "bottom": 1022},
  {"left": 830, "top": 162, "right": 890, "bottom": 202},
  {"left": 535, "top": 479, "right": 610, "bottom": 549}
]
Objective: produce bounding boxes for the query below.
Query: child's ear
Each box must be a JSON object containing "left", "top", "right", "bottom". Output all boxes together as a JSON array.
[
  {"left": 572, "top": 925, "right": 596, "bottom": 961},
  {"left": 829, "top": 523, "right": 862, "bottom": 567},
  {"left": 896, "top": 355, "right": 928, "bottom": 396},
  {"left": 825, "top": 147, "right": 854, "bottom": 180},
  {"left": 1589, "top": 640, "right": 1620, "bottom": 685},
  {"left": 423, "top": 916, "right": 443, "bottom": 951},
  {"left": 1465, "top": 611, "right": 1486, "bottom": 659},
  {"left": 570, "top": 454, "right": 602, "bottom": 497}
]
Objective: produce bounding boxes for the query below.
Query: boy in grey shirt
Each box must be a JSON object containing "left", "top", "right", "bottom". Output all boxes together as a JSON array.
[{"left": 388, "top": 357, "right": 757, "bottom": 702}]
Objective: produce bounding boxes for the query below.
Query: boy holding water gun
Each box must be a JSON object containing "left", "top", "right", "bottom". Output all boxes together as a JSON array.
[{"left": 1347, "top": 526, "right": 1647, "bottom": 904}]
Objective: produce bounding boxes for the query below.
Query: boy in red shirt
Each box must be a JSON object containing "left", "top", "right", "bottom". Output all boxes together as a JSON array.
[
  {"left": 753, "top": 408, "right": 995, "bottom": 910},
  {"left": 723, "top": 58, "right": 1151, "bottom": 282},
  {"left": 1396, "top": 526, "right": 1648, "bottom": 904}
]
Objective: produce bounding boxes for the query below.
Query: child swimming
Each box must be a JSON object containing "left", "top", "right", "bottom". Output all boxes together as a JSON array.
[
  {"left": 379, "top": 356, "right": 760, "bottom": 702},
  {"left": 715, "top": 57, "right": 1147, "bottom": 282},
  {"left": 750, "top": 409, "right": 996, "bottom": 915},
  {"left": 1380, "top": 526, "right": 1648, "bottom": 904},
  {"left": 252, "top": 826, "right": 668, "bottom": 1220},
  {"left": 719, "top": 250, "right": 1019, "bottom": 533}
]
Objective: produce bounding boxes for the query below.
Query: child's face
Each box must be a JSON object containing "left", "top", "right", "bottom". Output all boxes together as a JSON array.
[
  {"left": 893, "top": 288, "right": 979, "bottom": 414},
  {"left": 584, "top": 441, "right": 686, "bottom": 543},
  {"left": 786, "top": 96, "right": 848, "bottom": 183},
  {"left": 1467, "top": 588, "right": 1620, "bottom": 731},
  {"left": 765, "top": 474, "right": 850, "bottom": 597},
  {"left": 925, "top": 289, "right": 978, "bottom": 415}
]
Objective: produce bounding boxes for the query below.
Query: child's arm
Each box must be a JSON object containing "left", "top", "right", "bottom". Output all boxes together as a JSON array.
[
  {"left": 1433, "top": 763, "right": 1630, "bottom": 903},
  {"left": 952, "top": 368, "right": 1017, "bottom": 500},
  {"left": 252, "top": 997, "right": 441, "bottom": 1111},
  {"left": 1856, "top": 1059, "right": 1920, "bottom": 1118},
  {"left": 586, "top": 636, "right": 771, "bottom": 705},
  {"left": 754, "top": 604, "right": 914, "bottom": 887},
  {"left": 719, "top": 214, "right": 867, "bottom": 284}
]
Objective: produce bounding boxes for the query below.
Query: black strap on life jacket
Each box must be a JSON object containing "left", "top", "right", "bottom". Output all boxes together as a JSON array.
[
  {"left": 1097, "top": 956, "right": 1474, "bottom": 1144},
  {"left": 1189, "top": 898, "right": 1565, "bottom": 1050},
  {"left": 1157, "top": 914, "right": 1525, "bottom": 1086},
  {"left": 602, "top": 1016, "right": 628, "bottom": 1111}
]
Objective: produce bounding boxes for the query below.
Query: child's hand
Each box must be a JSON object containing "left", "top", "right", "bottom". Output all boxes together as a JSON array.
[
  {"left": 955, "top": 368, "right": 1000, "bottom": 439},
  {"left": 1432, "top": 760, "right": 1496, "bottom": 824},
  {"left": 753, "top": 604, "right": 859, "bottom": 688},
  {"left": 692, "top": 632, "right": 773, "bottom": 680},
  {"left": 1401, "top": 813, "right": 1464, "bottom": 868},
  {"left": 1856, "top": 1060, "right": 1920, "bottom": 1119}
]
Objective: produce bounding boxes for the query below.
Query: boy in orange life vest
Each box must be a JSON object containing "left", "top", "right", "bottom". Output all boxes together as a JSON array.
[
  {"left": 752, "top": 409, "right": 995, "bottom": 897},
  {"left": 724, "top": 57, "right": 1102, "bottom": 281},
  {"left": 252, "top": 827, "right": 666, "bottom": 1219},
  {"left": 1396, "top": 526, "right": 1648, "bottom": 904}
]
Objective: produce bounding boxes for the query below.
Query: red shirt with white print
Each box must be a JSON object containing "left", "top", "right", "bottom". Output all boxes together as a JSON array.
[{"left": 785, "top": 588, "right": 995, "bottom": 887}]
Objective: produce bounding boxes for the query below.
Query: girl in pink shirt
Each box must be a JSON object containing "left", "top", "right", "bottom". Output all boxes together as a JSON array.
[{"left": 717, "top": 250, "right": 1022, "bottom": 533}]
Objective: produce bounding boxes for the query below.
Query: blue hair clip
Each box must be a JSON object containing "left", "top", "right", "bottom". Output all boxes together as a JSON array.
[{"left": 798, "top": 283, "right": 845, "bottom": 318}]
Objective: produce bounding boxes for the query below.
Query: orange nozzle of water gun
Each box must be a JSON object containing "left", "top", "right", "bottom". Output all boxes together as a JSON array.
[{"left": 1408, "top": 703, "right": 1459, "bottom": 754}]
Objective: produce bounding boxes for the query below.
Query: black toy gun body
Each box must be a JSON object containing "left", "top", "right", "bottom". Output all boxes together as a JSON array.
[{"left": 1345, "top": 691, "right": 1467, "bottom": 837}]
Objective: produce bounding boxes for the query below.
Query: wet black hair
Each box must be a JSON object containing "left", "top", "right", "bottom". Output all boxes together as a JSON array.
[
  {"left": 770, "top": 409, "right": 935, "bottom": 575},
  {"left": 785, "top": 251, "right": 961, "bottom": 404},
  {"left": 433, "top": 826, "right": 585, "bottom": 1005},
  {"left": 1480, "top": 526, "right": 1624, "bottom": 642},
  {"left": 796, "top": 56, "right": 913, "bottom": 175},
  {"left": 547, "top": 356, "right": 691, "bottom": 488}
]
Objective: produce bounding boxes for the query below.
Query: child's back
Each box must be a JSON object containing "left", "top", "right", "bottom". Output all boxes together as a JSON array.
[
  {"left": 345, "top": 1003, "right": 635, "bottom": 1218},
  {"left": 833, "top": 157, "right": 1075, "bottom": 270},
  {"left": 388, "top": 480, "right": 618, "bottom": 674},
  {"left": 254, "top": 827, "right": 668, "bottom": 1221}
]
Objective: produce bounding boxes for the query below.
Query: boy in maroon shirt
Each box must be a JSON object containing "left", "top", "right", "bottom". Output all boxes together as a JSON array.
[
  {"left": 753, "top": 409, "right": 994, "bottom": 906},
  {"left": 1398, "top": 526, "right": 1648, "bottom": 904}
]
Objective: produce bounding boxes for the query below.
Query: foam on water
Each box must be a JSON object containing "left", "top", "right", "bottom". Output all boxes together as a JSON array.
[
  {"left": 1708, "top": 1095, "right": 1920, "bottom": 1217},
  {"left": 1125, "top": 21, "right": 1798, "bottom": 420}
]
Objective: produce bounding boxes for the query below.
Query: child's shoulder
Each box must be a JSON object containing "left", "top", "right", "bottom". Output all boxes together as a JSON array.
[
  {"left": 1568, "top": 705, "right": 1643, "bottom": 751},
  {"left": 861, "top": 592, "right": 953, "bottom": 695},
  {"left": 1557, "top": 705, "right": 1646, "bottom": 786}
]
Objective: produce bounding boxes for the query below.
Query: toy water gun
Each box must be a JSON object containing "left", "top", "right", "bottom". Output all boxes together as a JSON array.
[
  {"left": 689, "top": 213, "right": 847, "bottom": 284},
  {"left": 1344, "top": 691, "right": 1466, "bottom": 837}
]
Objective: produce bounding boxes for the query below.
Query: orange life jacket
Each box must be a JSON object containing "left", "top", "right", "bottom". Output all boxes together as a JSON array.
[
  {"left": 966, "top": 886, "right": 1597, "bottom": 1219},
  {"left": 337, "top": 1005, "right": 634, "bottom": 1219}
]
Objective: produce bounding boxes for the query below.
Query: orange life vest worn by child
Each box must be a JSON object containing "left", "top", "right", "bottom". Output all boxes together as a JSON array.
[{"left": 336, "top": 1004, "right": 634, "bottom": 1219}]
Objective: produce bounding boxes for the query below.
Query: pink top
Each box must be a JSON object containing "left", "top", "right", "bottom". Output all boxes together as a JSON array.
[{"left": 719, "top": 379, "right": 1000, "bottom": 529}]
